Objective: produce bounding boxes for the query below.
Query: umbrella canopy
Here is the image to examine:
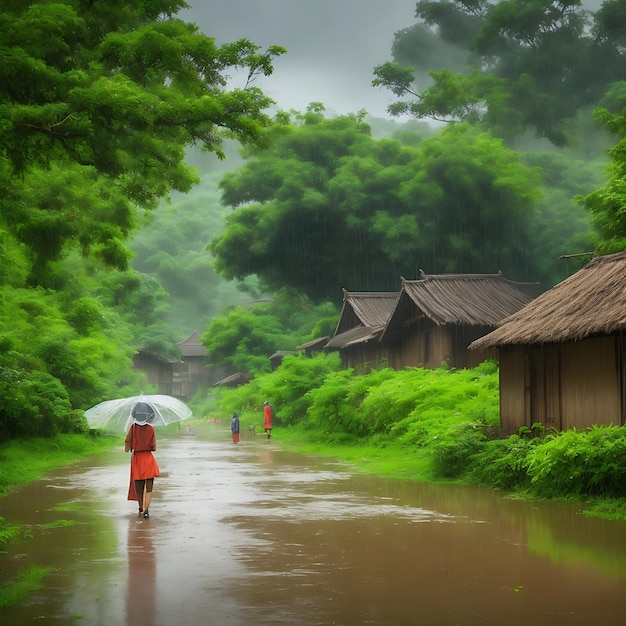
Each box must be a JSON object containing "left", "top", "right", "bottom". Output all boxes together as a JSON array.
[{"left": 85, "top": 394, "right": 192, "bottom": 433}]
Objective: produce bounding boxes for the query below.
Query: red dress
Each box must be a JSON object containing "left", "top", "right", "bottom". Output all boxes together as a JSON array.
[{"left": 125, "top": 423, "right": 160, "bottom": 501}]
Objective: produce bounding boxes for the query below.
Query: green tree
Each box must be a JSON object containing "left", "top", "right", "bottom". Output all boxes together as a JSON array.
[
  {"left": 0, "top": 0, "right": 285, "bottom": 284},
  {"left": 201, "top": 291, "right": 338, "bottom": 376},
  {"left": 0, "top": 1, "right": 285, "bottom": 438},
  {"left": 373, "top": 0, "right": 626, "bottom": 146},
  {"left": 211, "top": 109, "right": 545, "bottom": 302},
  {"left": 584, "top": 89, "right": 626, "bottom": 253}
]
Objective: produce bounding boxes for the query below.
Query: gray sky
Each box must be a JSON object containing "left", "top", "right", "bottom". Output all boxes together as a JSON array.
[{"left": 180, "top": 0, "right": 419, "bottom": 118}]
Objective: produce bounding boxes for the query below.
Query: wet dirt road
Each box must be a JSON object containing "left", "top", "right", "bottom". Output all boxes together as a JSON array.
[{"left": 2, "top": 431, "right": 626, "bottom": 625}]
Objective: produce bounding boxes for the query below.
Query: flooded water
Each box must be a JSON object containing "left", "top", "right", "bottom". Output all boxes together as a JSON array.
[{"left": 1, "top": 431, "right": 626, "bottom": 625}]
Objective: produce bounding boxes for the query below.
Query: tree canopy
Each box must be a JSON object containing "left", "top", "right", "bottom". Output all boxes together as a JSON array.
[
  {"left": 584, "top": 89, "right": 626, "bottom": 253},
  {"left": 210, "top": 108, "right": 550, "bottom": 303},
  {"left": 0, "top": 0, "right": 284, "bottom": 439},
  {"left": 0, "top": 0, "right": 285, "bottom": 285},
  {"left": 373, "top": 0, "right": 626, "bottom": 146}
]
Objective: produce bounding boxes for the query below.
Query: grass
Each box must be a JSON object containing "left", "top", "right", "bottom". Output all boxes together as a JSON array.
[
  {"left": 0, "top": 566, "right": 51, "bottom": 608},
  {"left": 276, "top": 426, "right": 438, "bottom": 482},
  {"left": 0, "top": 516, "right": 20, "bottom": 550},
  {"left": 0, "top": 433, "right": 120, "bottom": 497}
]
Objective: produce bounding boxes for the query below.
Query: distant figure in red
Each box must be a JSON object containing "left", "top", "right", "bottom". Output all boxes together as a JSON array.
[
  {"left": 263, "top": 401, "right": 273, "bottom": 441},
  {"left": 231, "top": 412, "right": 240, "bottom": 443},
  {"left": 125, "top": 401, "right": 160, "bottom": 518}
]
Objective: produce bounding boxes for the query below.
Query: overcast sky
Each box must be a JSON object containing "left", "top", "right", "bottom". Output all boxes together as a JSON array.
[{"left": 180, "top": 0, "right": 420, "bottom": 118}]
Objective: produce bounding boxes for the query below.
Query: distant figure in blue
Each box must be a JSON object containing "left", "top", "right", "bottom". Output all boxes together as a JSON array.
[{"left": 231, "top": 412, "right": 240, "bottom": 444}]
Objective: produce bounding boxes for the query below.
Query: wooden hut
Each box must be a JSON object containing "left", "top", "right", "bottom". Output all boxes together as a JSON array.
[
  {"left": 469, "top": 251, "right": 626, "bottom": 435},
  {"left": 132, "top": 349, "right": 176, "bottom": 395},
  {"left": 382, "top": 272, "right": 538, "bottom": 371},
  {"left": 325, "top": 290, "right": 400, "bottom": 370},
  {"left": 173, "top": 331, "right": 209, "bottom": 398}
]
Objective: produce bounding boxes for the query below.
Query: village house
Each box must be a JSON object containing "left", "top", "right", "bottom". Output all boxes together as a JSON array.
[
  {"left": 324, "top": 290, "right": 400, "bottom": 370},
  {"left": 381, "top": 272, "right": 538, "bottom": 371},
  {"left": 172, "top": 330, "right": 210, "bottom": 398},
  {"left": 469, "top": 251, "right": 626, "bottom": 435},
  {"left": 132, "top": 349, "right": 177, "bottom": 396},
  {"left": 133, "top": 330, "right": 214, "bottom": 399}
]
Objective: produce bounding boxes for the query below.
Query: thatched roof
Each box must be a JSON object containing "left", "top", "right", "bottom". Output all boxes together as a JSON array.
[
  {"left": 295, "top": 336, "right": 330, "bottom": 352},
  {"left": 334, "top": 290, "right": 400, "bottom": 335},
  {"left": 177, "top": 331, "right": 207, "bottom": 357},
  {"left": 383, "top": 273, "right": 537, "bottom": 337},
  {"left": 327, "top": 290, "right": 399, "bottom": 350},
  {"left": 325, "top": 325, "right": 383, "bottom": 349},
  {"left": 470, "top": 251, "right": 626, "bottom": 349}
]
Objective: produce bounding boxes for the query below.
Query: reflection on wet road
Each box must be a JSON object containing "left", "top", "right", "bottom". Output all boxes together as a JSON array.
[{"left": 2, "top": 433, "right": 626, "bottom": 625}]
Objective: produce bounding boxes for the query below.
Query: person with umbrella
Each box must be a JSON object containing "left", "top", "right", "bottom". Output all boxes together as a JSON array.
[{"left": 125, "top": 401, "right": 160, "bottom": 518}]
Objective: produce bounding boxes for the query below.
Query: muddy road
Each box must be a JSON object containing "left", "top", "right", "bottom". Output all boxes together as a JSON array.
[{"left": 2, "top": 431, "right": 626, "bottom": 625}]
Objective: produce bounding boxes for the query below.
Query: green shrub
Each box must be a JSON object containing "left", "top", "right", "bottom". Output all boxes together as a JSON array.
[
  {"left": 431, "top": 423, "right": 487, "bottom": 479},
  {"left": 471, "top": 435, "right": 538, "bottom": 490},
  {"left": 526, "top": 426, "right": 626, "bottom": 498}
]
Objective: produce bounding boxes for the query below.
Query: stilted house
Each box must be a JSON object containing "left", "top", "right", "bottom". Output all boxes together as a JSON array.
[
  {"left": 381, "top": 272, "right": 538, "bottom": 371},
  {"left": 324, "top": 290, "right": 400, "bottom": 370},
  {"left": 469, "top": 251, "right": 626, "bottom": 435}
]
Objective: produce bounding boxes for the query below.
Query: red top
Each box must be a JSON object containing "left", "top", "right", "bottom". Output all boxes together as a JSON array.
[
  {"left": 125, "top": 422, "right": 157, "bottom": 453},
  {"left": 264, "top": 404, "right": 273, "bottom": 429}
]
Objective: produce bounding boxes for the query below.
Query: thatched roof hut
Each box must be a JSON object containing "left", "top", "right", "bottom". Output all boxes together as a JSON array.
[
  {"left": 381, "top": 272, "right": 538, "bottom": 370},
  {"left": 469, "top": 251, "right": 626, "bottom": 434},
  {"left": 325, "top": 290, "right": 400, "bottom": 369},
  {"left": 470, "top": 251, "right": 625, "bottom": 349}
]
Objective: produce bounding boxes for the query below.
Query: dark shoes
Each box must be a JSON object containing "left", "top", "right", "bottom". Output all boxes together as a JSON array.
[{"left": 143, "top": 510, "right": 149, "bottom": 518}]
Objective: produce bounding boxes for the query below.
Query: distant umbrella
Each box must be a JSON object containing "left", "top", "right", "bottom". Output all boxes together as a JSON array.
[{"left": 85, "top": 394, "right": 192, "bottom": 433}]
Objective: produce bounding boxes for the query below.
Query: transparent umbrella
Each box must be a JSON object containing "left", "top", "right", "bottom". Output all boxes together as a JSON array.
[{"left": 85, "top": 394, "right": 192, "bottom": 433}]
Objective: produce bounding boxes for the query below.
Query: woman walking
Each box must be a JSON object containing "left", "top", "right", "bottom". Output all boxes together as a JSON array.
[{"left": 125, "top": 401, "right": 160, "bottom": 518}]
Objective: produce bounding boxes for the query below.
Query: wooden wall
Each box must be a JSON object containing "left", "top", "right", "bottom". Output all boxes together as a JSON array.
[
  {"left": 498, "top": 347, "right": 527, "bottom": 435},
  {"left": 559, "top": 336, "right": 621, "bottom": 428},
  {"left": 499, "top": 335, "right": 625, "bottom": 435}
]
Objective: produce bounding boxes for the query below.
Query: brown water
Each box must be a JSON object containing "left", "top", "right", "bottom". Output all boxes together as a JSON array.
[{"left": 1, "top": 432, "right": 626, "bottom": 625}]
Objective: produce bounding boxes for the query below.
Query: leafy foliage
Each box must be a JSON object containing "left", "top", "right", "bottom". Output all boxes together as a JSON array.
[
  {"left": 0, "top": 1, "right": 284, "bottom": 439},
  {"left": 210, "top": 357, "right": 626, "bottom": 502},
  {"left": 525, "top": 426, "right": 626, "bottom": 498},
  {"left": 0, "top": 284, "right": 140, "bottom": 441},
  {"left": 211, "top": 110, "right": 547, "bottom": 302},
  {"left": 214, "top": 358, "right": 500, "bottom": 446},
  {"left": 584, "top": 91, "right": 626, "bottom": 254},
  {"left": 208, "top": 352, "right": 344, "bottom": 428},
  {"left": 373, "top": 0, "right": 626, "bottom": 146},
  {"left": 201, "top": 291, "right": 339, "bottom": 375}
]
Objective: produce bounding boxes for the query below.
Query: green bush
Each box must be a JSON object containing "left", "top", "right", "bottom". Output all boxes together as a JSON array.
[
  {"left": 212, "top": 352, "right": 343, "bottom": 427},
  {"left": 431, "top": 423, "right": 487, "bottom": 479},
  {"left": 471, "top": 435, "right": 538, "bottom": 490},
  {"left": 526, "top": 426, "right": 626, "bottom": 498}
]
